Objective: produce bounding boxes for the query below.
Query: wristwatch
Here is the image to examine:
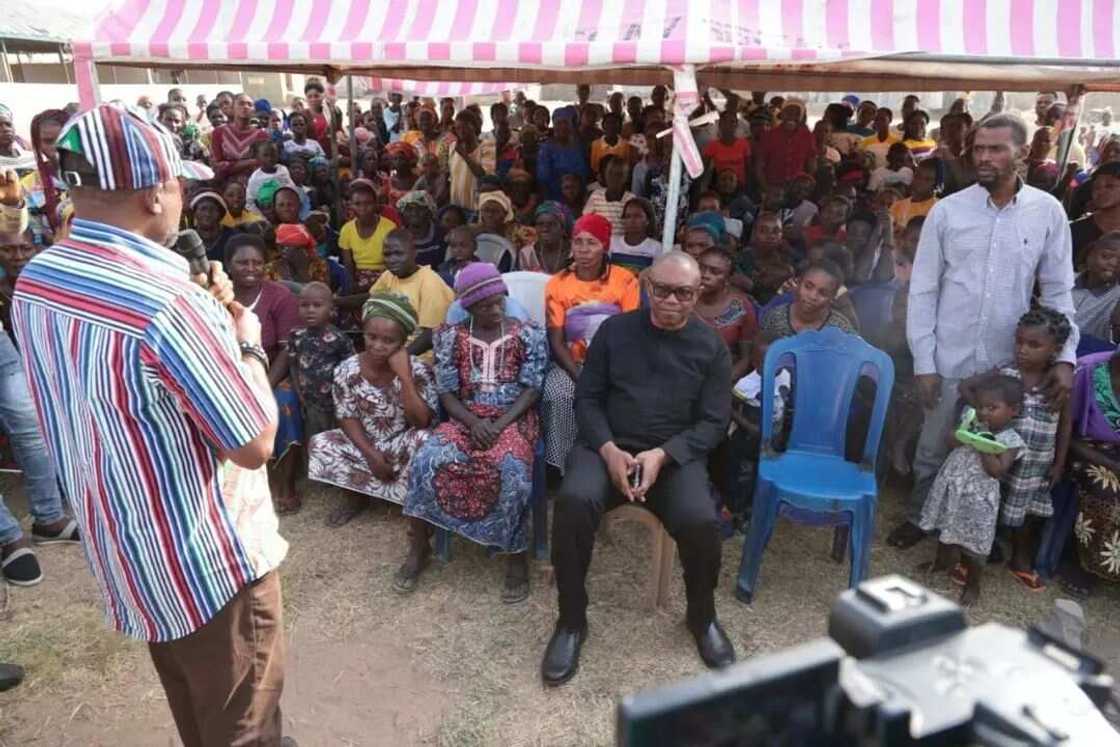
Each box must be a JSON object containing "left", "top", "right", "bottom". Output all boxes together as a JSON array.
[{"left": 239, "top": 342, "right": 270, "bottom": 372}]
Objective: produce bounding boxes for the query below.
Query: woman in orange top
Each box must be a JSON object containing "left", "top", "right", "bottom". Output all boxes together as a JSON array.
[{"left": 542, "top": 213, "right": 641, "bottom": 473}]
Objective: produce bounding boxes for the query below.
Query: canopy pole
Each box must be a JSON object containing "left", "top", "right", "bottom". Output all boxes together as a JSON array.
[
  {"left": 1055, "top": 86, "right": 1085, "bottom": 176},
  {"left": 661, "top": 143, "right": 683, "bottom": 250},
  {"left": 347, "top": 74, "right": 358, "bottom": 176},
  {"left": 326, "top": 83, "right": 343, "bottom": 222}
]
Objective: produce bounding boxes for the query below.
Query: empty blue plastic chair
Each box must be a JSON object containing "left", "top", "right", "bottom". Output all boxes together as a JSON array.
[{"left": 735, "top": 326, "right": 894, "bottom": 603}]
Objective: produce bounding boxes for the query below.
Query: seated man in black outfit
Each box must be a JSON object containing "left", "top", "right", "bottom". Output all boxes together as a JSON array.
[{"left": 541, "top": 252, "right": 736, "bottom": 687}]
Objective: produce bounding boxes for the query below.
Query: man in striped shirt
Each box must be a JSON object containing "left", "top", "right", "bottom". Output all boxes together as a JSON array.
[{"left": 12, "top": 104, "right": 294, "bottom": 746}]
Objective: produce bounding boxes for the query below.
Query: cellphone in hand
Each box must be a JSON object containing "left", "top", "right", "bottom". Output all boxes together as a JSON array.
[{"left": 629, "top": 464, "right": 643, "bottom": 490}]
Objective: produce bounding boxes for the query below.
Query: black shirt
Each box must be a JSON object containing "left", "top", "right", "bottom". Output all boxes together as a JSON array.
[
  {"left": 574, "top": 310, "right": 731, "bottom": 465},
  {"left": 1071, "top": 216, "right": 1103, "bottom": 268}
]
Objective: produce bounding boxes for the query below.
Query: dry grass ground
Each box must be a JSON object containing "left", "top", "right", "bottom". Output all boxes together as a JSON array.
[{"left": 1, "top": 475, "right": 1118, "bottom": 746}]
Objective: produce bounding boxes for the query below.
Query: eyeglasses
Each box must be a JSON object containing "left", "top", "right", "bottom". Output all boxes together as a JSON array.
[{"left": 648, "top": 281, "right": 699, "bottom": 303}]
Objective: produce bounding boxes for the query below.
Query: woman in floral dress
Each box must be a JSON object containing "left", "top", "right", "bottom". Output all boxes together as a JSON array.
[
  {"left": 308, "top": 293, "right": 438, "bottom": 526},
  {"left": 1062, "top": 349, "right": 1120, "bottom": 595},
  {"left": 401, "top": 264, "right": 548, "bottom": 601}
]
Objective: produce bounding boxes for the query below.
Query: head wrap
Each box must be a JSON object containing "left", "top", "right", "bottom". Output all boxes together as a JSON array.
[
  {"left": 397, "top": 189, "right": 437, "bottom": 215},
  {"left": 255, "top": 179, "right": 282, "bottom": 208},
  {"left": 362, "top": 292, "right": 418, "bottom": 336},
  {"left": 309, "top": 155, "right": 330, "bottom": 169},
  {"left": 686, "top": 211, "right": 726, "bottom": 243},
  {"left": 353, "top": 127, "right": 374, "bottom": 145},
  {"left": 478, "top": 191, "right": 514, "bottom": 223},
  {"left": 254, "top": 99, "right": 273, "bottom": 114},
  {"left": 841, "top": 94, "right": 860, "bottom": 110},
  {"left": 572, "top": 213, "right": 611, "bottom": 249},
  {"left": 534, "top": 200, "right": 574, "bottom": 235},
  {"left": 553, "top": 106, "right": 579, "bottom": 125},
  {"left": 386, "top": 141, "right": 418, "bottom": 162},
  {"left": 190, "top": 190, "right": 228, "bottom": 213},
  {"left": 276, "top": 223, "right": 316, "bottom": 250},
  {"left": 454, "top": 262, "right": 508, "bottom": 309},
  {"left": 781, "top": 97, "right": 806, "bottom": 121},
  {"left": 0, "top": 103, "right": 12, "bottom": 122}
]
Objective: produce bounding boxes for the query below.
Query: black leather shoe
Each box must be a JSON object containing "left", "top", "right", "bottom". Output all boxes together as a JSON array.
[
  {"left": 691, "top": 620, "right": 735, "bottom": 669},
  {"left": 541, "top": 623, "right": 587, "bottom": 687},
  {"left": 0, "top": 662, "right": 24, "bottom": 692}
]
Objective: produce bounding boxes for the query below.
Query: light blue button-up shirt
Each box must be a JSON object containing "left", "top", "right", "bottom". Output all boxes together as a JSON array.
[{"left": 907, "top": 182, "right": 1079, "bottom": 380}]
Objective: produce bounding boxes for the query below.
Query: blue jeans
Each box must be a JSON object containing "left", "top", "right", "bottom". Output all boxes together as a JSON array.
[{"left": 0, "top": 334, "right": 64, "bottom": 545}]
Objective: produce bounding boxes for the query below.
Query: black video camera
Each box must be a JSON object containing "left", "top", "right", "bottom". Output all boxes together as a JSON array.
[{"left": 618, "top": 575, "right": 1119, "bottom": 746}]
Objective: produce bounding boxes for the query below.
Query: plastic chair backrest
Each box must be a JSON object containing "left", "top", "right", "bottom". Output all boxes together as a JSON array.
[
  {"left": 476, "top": 233, "right": 515, "bottom": 271},
  {"left": 847, "top": 282, "right": 897, "bottom": 343},
  {"left": 760, "top": 326, "right": 894, "bottom": 466},
  {"left": 502, "top": 271, "right": 550, "bottom": 327}
]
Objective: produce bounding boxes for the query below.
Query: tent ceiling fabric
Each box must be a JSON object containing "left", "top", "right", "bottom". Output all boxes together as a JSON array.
[{"left": 73, "top": 0, "right": 1119, "bottom": 90}]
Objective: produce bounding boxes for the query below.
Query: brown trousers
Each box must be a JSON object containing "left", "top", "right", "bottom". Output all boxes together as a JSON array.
[{"left": 148, "top": 571, "right": 287, "bottom": 747}]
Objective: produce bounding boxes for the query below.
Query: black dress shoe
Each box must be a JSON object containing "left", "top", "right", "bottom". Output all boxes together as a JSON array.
[
  {"left": 691, "top": 621, "right": 735, "bottom": 669},
  {"left": 541, "top": 623, "right": 587, "bottom": 687},
  {"left": 0, "top": 662, "right": 24, "bottom": 692}
]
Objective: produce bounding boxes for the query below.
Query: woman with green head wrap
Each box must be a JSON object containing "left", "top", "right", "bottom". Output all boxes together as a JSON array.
[{"left": 308, "top": 291, "right": 439, "bottom": 527}]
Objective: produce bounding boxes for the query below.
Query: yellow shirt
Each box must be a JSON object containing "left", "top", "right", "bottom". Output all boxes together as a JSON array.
[
  {"left": 890, "top": 196, "right": 937, "bottom": 231},
  {"left": 339, "top": 216, "right": 398, "bottom": 271},
  {"left": 858, "top": 133, "right": 901, "bottom": 169},
  {"left": 222, "top": 208, "right": 265, "bottom": 228},
  {"left": 371, "top": 265, "right": 454, "bottom": 360}
]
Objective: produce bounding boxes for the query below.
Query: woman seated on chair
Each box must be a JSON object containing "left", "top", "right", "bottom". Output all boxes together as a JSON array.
[
  {"left": 759, "top": 259, "right": 856, "bottom": 340},
  {"left": 542, "top": 213, "right": 640, "bottom": 474},
  {"left": 308, "top": 293, "right": 438, "bottom": 527},
  {"left": 400, "top": 264, "right": 549, "bottom": 600}
]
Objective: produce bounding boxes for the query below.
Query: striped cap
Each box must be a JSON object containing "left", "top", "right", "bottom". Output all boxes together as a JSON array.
[{"left": 56, "top": 103, "right": 186, "bottom": 191}]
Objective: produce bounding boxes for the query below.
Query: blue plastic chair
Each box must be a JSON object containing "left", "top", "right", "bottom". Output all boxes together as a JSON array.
[{"left": 735, "top": 326, "right": 894, "bottom": 603}]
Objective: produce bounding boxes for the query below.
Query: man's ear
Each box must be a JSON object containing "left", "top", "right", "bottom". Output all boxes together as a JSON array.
[{"left": 141, "top": 186, "right": 163, "bottom": 216}]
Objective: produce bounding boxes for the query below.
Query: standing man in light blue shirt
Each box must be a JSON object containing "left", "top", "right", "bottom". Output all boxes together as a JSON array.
[{"left": 888, "top": 113, "right": 1079, "bottom": 550}]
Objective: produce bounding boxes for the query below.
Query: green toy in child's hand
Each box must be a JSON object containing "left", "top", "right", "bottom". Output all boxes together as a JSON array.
[{"left": 954, "top": 406, "right": 1008, "bottom": 455}]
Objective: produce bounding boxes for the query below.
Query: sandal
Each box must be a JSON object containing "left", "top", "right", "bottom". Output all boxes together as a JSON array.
[
  {"left": 501, "top": 562, "right": 530, "bottom": 605},
  {"left": 1008, "top": 567, "right": 1046, "bottom": 591},
  {"left": 327, "top": 494, "right": 367, "bottom": 527},
  {"left": 886, "top": 522, "right": 926, "bottom": 549},
  {"left": 949, "top": 562, "right": 969, "bottom": 587},
  {"left": 392, "top": 549, "right": 430, "bottom": 595},
  {"left": 1057, "top": 567, "right": 1096, "bottom": 598}
]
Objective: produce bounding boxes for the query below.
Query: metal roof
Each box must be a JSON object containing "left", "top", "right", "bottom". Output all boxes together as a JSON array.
[{"left": 1, "top": 3, "right": 90, "bottom": 45}]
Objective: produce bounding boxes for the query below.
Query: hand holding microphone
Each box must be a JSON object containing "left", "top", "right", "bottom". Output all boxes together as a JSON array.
[{"left": 170, "top": 229, "right": 258, "bottom": 346}]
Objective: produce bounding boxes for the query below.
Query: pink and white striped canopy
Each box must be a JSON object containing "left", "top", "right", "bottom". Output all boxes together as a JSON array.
[
  {"left": 367, "top": 78, "right": 514, "bottom": 98},
  {"left": 75, "top": 0, "right": 1117, "bottom": 70}
]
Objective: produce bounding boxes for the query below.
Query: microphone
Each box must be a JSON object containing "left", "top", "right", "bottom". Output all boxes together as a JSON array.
[{"left": 171, "top": 229, "right": 210, "bottom": 282}]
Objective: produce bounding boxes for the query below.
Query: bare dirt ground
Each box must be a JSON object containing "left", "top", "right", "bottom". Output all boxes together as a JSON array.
[{"left": 1, "top": 476, "right": 1118, "bottom": 746}]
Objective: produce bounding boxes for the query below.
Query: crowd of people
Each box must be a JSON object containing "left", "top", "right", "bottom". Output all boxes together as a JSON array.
[{"left": 1, "top": 79, "right": 1120, "bottom": 741}]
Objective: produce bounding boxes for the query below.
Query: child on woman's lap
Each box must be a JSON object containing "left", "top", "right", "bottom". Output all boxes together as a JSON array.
[{"left": 918, "top": 374, "right": 1025, "bottom": 606}]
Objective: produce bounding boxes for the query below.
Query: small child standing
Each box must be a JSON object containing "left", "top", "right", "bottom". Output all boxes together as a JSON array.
[
  {"left": 919, "top": 373, "right": 1026, "bottom": 606},
  {"left": 991, "top": 307, "right": 1073, "bottom": 590},
  {"left": 725, "top": 328, "right": 793, "bottom": 528},
  {"left": 286, "top": 282, "right": 355, "bottom": 511}
]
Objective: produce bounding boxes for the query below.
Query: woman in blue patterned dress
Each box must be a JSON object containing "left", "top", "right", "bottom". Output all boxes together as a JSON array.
[{"left": 402, "top": 263, "right": 549, "bottom": 602}]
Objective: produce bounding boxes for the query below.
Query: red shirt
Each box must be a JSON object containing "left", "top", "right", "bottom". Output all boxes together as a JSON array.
[
  {"left": 702, "top": 138, "right": 752, "bottom": 185},
  {"left": 758, "top": 126, "right": 817, "bottom": 186}
]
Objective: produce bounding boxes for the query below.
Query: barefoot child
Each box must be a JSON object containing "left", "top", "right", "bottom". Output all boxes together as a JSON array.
[
  {"left": 919, "top": 373, "right": 1025, "bottom": 606},
  {"left": 284, "top": 282, "right": 355, "bottom": 512}
]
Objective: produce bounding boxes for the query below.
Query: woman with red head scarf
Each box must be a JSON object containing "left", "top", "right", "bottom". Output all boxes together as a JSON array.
[
  {"left": 541, "top": 213, "right": 640, "bottom": 473},
  {"left": 268, "top": 223, "right": 331, "bottom": 289}
]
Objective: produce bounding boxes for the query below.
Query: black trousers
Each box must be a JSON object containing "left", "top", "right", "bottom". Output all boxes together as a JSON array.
[{"left": 552, "top": 444, "right": 722, "bottom": 632}]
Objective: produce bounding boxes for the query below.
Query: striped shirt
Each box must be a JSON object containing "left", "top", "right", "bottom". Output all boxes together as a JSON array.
[{"left": 12, "top": 219, "right": 286, "bottom": 642}]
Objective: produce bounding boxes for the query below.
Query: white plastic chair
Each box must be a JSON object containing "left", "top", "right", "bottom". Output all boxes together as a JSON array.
[
  {"left": 501, "top": 271, "right": 549, "bottom": 327},
  {"left": 475, "top": 233, "right": 515, "bottom": 273}
]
